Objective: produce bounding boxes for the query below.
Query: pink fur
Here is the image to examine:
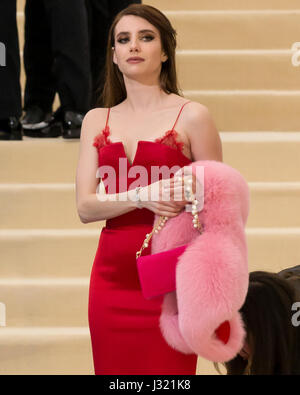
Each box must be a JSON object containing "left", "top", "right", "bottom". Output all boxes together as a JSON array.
[{"left": 152, "top": 160, "right": 250, "bottom": 362}]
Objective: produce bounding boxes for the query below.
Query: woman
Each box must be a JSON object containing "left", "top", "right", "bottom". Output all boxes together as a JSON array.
[
  {"left": 218, "top": 266, "right": 300, "bottom": 375},
  {"left": 76, "top": 4, "right": 222, "bottom": 375}
]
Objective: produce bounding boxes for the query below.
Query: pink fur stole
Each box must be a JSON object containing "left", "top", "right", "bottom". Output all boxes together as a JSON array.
[{"left": 151, "top": 160, "right": 250, "bottom": 362}]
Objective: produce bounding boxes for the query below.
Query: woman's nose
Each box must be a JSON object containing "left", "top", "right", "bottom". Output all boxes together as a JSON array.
[{"left": 130, "top": 38, "right": 140, "bottom": 52}]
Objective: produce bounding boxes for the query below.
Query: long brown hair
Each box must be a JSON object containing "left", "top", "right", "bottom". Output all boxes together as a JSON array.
[
  {"left": 97, "top": 4, "right": 183, "bottom": 108},
  {"left": 219, "top": 271, "right": 300, "bottom": 375}
]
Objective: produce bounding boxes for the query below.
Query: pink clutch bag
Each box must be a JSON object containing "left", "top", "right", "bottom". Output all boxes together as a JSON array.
[{"left": 136, "top": 244, "right": 188, "bottom": 300}]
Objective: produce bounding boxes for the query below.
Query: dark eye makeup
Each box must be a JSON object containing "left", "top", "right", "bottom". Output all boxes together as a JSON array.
[{"left": 116, "top": 35, "right": 155, "bottom": 44}]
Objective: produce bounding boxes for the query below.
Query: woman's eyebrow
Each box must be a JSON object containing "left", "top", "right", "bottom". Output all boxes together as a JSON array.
[{"left": 116, "top": 29, "right": 156, "bottom": 38}]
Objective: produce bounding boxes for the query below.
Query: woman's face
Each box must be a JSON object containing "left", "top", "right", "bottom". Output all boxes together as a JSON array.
[{"left": 112, "top": 15, "right": 168, "bottom": 80}]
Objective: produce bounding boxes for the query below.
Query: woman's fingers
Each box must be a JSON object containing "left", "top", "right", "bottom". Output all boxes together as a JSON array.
[
  {"left": 164, "top": 174, "right": 198, "bottom": 200},
  {"left": 163, "top": 185, "right": 188, "bottom": 202}
]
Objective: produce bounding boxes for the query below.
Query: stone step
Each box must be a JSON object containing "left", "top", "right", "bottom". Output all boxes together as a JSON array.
[
  {"left": 177, "top": 50, "right": 300, "bottom": 90},
  {"left": 185, "top": 91, "right": 300, "bottom": 131},
  {"left": 0, "top": 278, "right": 89, "bottom": 327},
  {"left": 0, "top": 182, "right": 299, "bottom": 228},
  {"left": 0, "top": 228, "right": 299, "bottom": 279},
  {"left": 0, "top": 131, "right": 300, "bottom": 183},
  {"left": 0, "top": 326, "right": 217, "bottom": 375},
  {"left": 0, "top": 327, "right": 94, "bottom": 375},
  {"left": 17, "top": 10, "right": 300, "bottom": 52},
  {"left": 0, "top": 229, "right": 98, "bottom": 278},
  {"left": 1, "top": 133, "right": 300, "bottom": 183},
  {"left": 0, "top": 231, "right": 297, "bottom": 326},
  {"left": 0, "top": 183, "right": 100, "bottom": 229},
  {"left": 221, "top": 132, "right": 300, "bottom": 182},
  {"left": 247, "top": 183, "right": 300, "bottom": 227},
  {"left": 170, "top": 10, "right": 300, "bottom": 50},
  {"left": 0, "top": 138, "right": 80, "bottom": 183}
]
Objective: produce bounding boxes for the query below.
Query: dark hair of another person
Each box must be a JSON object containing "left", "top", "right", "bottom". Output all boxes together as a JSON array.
[
  {"left": 97, "top": 4, "right": 183, "bottom": 108},
  {"left": 216, "top": 271, "right": 300, "bottom": 375}
]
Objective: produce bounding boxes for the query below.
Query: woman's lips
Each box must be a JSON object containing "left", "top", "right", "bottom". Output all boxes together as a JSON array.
[{"left": 127, "top": 59, "right": 145, "bottom": 64}]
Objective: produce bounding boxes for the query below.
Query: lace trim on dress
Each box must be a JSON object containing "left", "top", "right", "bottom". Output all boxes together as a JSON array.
[
  {"left": 93, "top": 125, "right": 112, "bottom": 149},
  {"left": 154, "top": 129, "right": 185, "bottom": 153},
  {"left": 93, "top": 101, "right": 191, "bottom": 153},
  {"left": 93, "top": 126, "right": 185, "bottom": 153}
]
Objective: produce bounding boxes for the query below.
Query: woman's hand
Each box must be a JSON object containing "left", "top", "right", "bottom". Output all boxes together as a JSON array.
[
  {"left": 163, "top": 168, "right": 198, "bottom": 206},
  {"left": 138, "top": 167, "right": 199, "bottom": 218},
  {"left": 138, "top": 178, "right": 183, "bottom": 218}
]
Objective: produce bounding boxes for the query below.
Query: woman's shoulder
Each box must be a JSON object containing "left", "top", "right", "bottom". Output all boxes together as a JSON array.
[
  {"left": 179, "top": 99, "right": 216, "bottom": 136},
  {"left": 81, "top": 108, "right": 110, "bottom": 132},
  {"left": 182, "top": 100, "right": 211, "bottom": 121},
  {"left": 83, "top": 107, "right": 109, "bottom": 123},
  {"left": 80, "top": 108, "right": 111, "bottom": 145}
]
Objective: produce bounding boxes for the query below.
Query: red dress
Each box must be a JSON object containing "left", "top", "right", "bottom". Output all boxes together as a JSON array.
[{"left": 88, "top": 101, "right": 198, "bottom": 375}]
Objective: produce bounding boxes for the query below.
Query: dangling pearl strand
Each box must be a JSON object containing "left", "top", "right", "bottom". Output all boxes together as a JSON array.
[
  {"left": 184, "top": 177, "right": 202, "bottom": 230},
  {"left": 136, "top": 176, "right": 202, "bottom": 259}
]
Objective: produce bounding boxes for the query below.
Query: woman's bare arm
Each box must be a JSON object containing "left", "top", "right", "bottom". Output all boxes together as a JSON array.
[
  {"left": 76, "top": 109, "right": 138, "bottom": 224},
  {"left": 185, "top": 102, "right": 223, "bottom": 162}
]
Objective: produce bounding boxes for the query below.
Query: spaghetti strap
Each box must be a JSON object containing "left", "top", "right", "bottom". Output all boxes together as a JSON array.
[
  {"left": 92, "top": 108, "right": 111, "bottom": 149},
  {"left": 105, "top": 108, "right": 111, "bottom": 129},
  {"left": 171, "top": 101, "right": 191, "bottom": 131}
]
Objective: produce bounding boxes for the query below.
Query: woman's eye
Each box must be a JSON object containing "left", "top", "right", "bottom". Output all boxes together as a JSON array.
[
  {"left": 117, "top": 35, "right": 154, "bottom": 44},
  {"left": 142, "top": 35, "right": 154, "bottom": 41},
  {"left": 117, "top": 37, "right": 129, "bottom": 44}
]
